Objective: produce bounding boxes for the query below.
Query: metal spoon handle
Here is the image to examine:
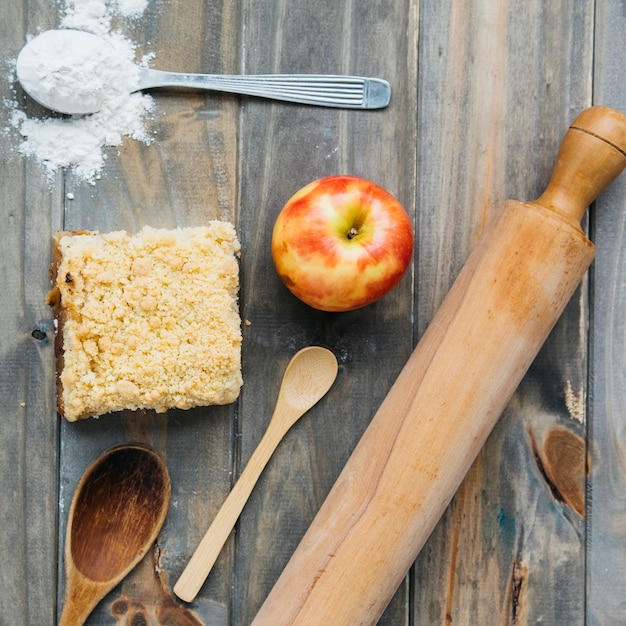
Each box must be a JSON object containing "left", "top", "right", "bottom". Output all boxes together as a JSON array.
[{"left": 137, "top": 68, "right": 391, "bottom": 109}]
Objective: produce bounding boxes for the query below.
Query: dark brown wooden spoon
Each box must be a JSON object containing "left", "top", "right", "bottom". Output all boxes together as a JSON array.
[{"left": 58, "top": 444, "right": 171, "bottom": 626}]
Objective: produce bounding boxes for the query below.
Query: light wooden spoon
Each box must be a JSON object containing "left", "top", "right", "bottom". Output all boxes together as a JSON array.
[
  {"left": 59, "top": 444, "right": 171, "bottom": 626},
  {"left": 173, "top": 346, "right": 339, "bottom": 603}
]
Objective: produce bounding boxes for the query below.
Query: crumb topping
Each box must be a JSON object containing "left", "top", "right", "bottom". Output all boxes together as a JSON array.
[{"left": 54, "top": 223, "right": 242, "bottom": 420}]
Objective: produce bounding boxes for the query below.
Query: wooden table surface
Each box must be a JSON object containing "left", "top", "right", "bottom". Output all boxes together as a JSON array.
[{"left": 2, "top": 1, "right": 626, "bottom": 624}]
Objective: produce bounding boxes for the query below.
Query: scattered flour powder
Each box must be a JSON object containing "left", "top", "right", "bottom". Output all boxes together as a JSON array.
[{"left": 8, "top": 0, "right": 155, "bottom": 184}]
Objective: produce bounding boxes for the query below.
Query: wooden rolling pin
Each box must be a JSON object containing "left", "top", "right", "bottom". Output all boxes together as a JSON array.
[{"left": 251, "top": 106, "right": 626, "bottom": 625}]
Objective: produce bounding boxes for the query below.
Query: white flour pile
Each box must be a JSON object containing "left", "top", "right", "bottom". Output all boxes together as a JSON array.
[{"left": 7, "top": 0, "right": 155, "bottom": 184}]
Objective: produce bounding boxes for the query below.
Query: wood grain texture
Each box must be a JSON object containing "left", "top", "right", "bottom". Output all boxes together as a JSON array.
[
  {"left": 1, "top": 0, "right": 625, "bottom": 624},
  {"left": 58, "top": 1, "right": 243, "bottom": 623},
  {"left": 234, "top": 1, "right": 417, "bottom": 624},
  {"left": 588, "top": 2, "right": 626, "bottom": 622},
  {"left": 413, "top": 1, "right": 594, "bottom": 624},
  {"left": 0, "top": 3, "right": 61, "bottom": 623}
]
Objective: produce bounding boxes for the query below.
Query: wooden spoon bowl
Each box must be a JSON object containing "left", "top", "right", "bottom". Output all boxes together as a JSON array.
[{"left": 59, "top": 444, "right": 171, "bottom": 626}]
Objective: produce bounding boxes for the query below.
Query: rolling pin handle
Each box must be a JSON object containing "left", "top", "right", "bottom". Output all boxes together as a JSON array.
[{"left": 535, "top": 105, "right": 626, "bottom": 227}]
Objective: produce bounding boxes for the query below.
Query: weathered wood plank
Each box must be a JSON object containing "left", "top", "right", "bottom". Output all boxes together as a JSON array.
[
  {"left": 587, "top": 2, "right": 626, "bottom": 623},
  {"left": 0, "top": 135, "right": 62, "bottom": 624},
  {"left": 412, "top": 1, "right": 593, "bottom": 623},
  {"left": 55, "top": 1, "right": 243, "bottom": 624},
  {"left": 0, "top": 1, "right": 63, "bottom": 623},
  {"left": 234, "top": 1, "right": 417, "bottom": 624}
]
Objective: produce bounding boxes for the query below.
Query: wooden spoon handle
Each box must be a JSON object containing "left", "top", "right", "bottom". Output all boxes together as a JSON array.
[
  {"left": 536, "top": 105, "right": 626, "bottom": 225},
  {"left": 58, "top": 578, "right": 108, "bottom": 626},
  {"left": 173, "top": 418, "right": 289, "bottom": 603}
]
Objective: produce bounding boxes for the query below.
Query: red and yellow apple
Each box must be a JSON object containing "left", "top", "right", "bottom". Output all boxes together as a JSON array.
[{"left": 271, "top": 175, "right": 414, "bottom": 312}]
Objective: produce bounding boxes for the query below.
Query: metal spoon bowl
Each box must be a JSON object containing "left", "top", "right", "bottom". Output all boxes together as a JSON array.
[
  {"left": 59, "top": 444, "right": 171, "bottom": 626},
  {"left": 16, "top": 29, "right": 391, "bottom": 115}
]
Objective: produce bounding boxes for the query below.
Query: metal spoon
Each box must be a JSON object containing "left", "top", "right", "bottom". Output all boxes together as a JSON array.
[
  {"left": 173, "top": 346, "right": 339, "bottom": 603},
  {"left": 16, "top": 29, "right": 391, "bottom": 115},
  {"left": 59, "top": 444, "right": 171, "bottom": 626}
]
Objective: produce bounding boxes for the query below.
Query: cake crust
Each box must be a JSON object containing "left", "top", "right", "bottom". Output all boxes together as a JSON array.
[{"left": 48, "top": 224, "right": 242, "bottom": 421}]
